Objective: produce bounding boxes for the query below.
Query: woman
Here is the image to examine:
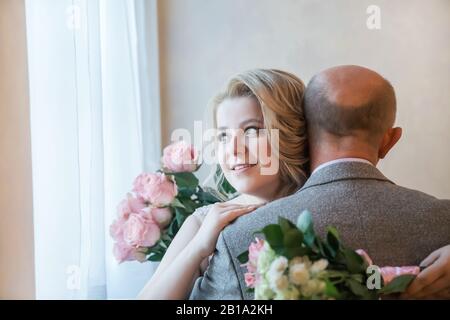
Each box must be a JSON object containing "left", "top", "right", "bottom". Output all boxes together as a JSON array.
[{"left": 138, "top": 69, "right": 309, "bottom": 299}]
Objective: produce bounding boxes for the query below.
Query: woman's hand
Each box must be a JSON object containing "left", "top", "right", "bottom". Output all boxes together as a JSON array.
[
  {"left": 190, "top": 202, "right": 261, "bottom": 259},
  {"left": 401, "top": 245, "right": 450, "bottom": 299}
]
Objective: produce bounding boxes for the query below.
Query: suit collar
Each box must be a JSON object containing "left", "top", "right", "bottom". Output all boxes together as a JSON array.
[{"left": 298, "top": 161, "right": 394, "bottom": 192}]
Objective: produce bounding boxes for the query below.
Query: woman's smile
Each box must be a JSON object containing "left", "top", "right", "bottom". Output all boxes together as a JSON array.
[{"left": 230, "top": 163, "right": 257, "bottom": 174}]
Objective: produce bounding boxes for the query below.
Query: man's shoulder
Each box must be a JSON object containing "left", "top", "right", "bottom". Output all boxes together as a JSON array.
[
  {"left": 222, "top": 193, "right": 304, "bottom": 242},
  {"left": 353, "top": 179, "right": 450, "bottom": 210},
  {"left": 385, "top": 183, "right": 449, "bottom": 203},
  {"left": 223, "top": 181, "right": 450, "bottom": 241}
]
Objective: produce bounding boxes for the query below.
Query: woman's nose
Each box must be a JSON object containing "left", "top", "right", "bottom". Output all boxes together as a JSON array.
[{"left": 227, "top": 129, "right": 246, "bottom": 157}]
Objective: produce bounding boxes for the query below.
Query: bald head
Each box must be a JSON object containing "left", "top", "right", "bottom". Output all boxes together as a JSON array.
[{"left": 304, "top": 65, "right": 396, "bottom": 145}]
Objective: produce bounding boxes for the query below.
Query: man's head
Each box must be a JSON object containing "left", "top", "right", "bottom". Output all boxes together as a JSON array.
[{"left": 304, "top": 65, "right": 402, "bottom": 169}]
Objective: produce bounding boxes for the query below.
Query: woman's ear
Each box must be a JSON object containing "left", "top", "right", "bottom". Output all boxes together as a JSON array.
[{"left": 378, "top": 127, "right": 402, "bottom": 159}]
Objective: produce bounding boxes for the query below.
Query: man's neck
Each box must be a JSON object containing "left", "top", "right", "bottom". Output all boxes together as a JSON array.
[{"left": 309, "top": 144, "right": 378, "bottom": 173}]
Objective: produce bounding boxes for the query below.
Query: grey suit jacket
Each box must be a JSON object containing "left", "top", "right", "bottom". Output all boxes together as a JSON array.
[{"left": 189, "top": 162, "right": 450, "bottom": 300}]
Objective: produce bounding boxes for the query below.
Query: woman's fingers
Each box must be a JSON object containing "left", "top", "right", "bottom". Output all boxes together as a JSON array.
[
  {"left": 215, "top": 202, "right": 260, "bottom": 214},
  {"left": 434, "top": 288, "right": 450, "bottom": 299},
  {"left": 403, "top": 259, "right": 447, "bottom": 297},
  {"left": 210, "top": 202, "right": 265, "bottom": 229},
  {"left": 420, "top": 249, "right": 442, "bottom": 268},
  {"left": 413, "top": 274, "right": 449, "bottom": 298},
  {"left": 223, "top": 205, "right": 260, "bottom": 223},
  {"left": 213, "top": 203, "right": 246, "bottom": 212}
]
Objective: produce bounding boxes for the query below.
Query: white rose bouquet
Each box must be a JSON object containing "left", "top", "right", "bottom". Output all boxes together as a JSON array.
[{"left": 239, "top": 210, "right": 420, "bottom": 300}]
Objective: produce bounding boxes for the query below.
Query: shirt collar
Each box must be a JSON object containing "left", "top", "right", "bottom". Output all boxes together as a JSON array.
[{"left": 311, "top": 158, "right": 374, "bottom": 176}]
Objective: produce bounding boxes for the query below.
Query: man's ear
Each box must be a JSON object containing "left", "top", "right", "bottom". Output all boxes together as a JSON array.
[{"left": 378, "top": 127, "right": 402, "bottom": 159}]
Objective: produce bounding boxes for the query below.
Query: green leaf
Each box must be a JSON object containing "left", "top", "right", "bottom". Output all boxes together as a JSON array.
[
  {"left": 171, "top": 198, "right": 185, "bottom": 208},
  {"left": 179, "top": 197, "right": 197, "bottom": 213},
  {"left": 237, "top": 250, "right": 249, "bottom": 264},
  {"left": 296, "top": 210, "right": 312, "bottom": 232},
  {"left": 196, "top": 187, "right": 228, "bottom": 206},
  {"left": 327, "top": 227, "right": 340, "bottom": 247},
  {"left": 283, "top": 228, "right": 303, "bottom": 248},
  {"left": 345, "top": 278, "right": 373, "bottom": 299},
  {"left": 172, "top": 172, "right": 199, "bottom": 188},
  {"left": 159, "top": 241, "right": 168, "bottom": 249},
  {"left": 279, "top": 216, "right": 306, "bottom": 257},
  {"left": 168, "top": 218, "right": 179, "bottom": 236},
  {"left": 296, "top": 210, "right": 315, "bottom": 246},
  {"left": 342, "top": 248, "right": 366, "bottom": 274},
  {"left": 324, "top": 280, "right": 340, "bottom": 299},
  {"left": 148, "top": 252, "right": 164, "bottom": 262},
  {"left": 325, "top": 227, "right": 340, "bottom": 259},
  {"left": 175, "top": 206, "right": 190, "bottom": 216},
  {"left": 350, "top": 273, "right": 365, "bottom": 283},
  {"left": 314, "top": 238, "right": 326, "bottom": 257},
  {"left": 333, "top": 249, "right": 348, "bottom": 265},
  {"left": 378, "top": 274, "right": 416, "bottom": 295},
  {"left": 262, "top": 224, "right": 283, "bottom": 253},
  {"left": 177, "top": 186, "right": 196, "bottom": 198},
  {"left": 279, "top": 216, "right": 297, "bottom": 232},
  {"left": 175, "top": 207, "right": 187, "bottom": 226},
  {"left": 283, "top": 229, "right": 306, "bottom": 258},
  {"left": 325, "top": 270, "right": 351, "bottom": 280},
  {"left": 220, "top": 176, "right": 236, "bottom": 195},
  {"left": 323, "top": 244, "right": 336, "bottom": 260},
  {"left": 214, "top": 165, "right": 237, "bottom": 195}
]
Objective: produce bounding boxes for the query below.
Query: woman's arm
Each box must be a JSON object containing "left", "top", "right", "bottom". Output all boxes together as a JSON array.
[
  {"left": 137, "top": 203, "right": 259, "bottom": 300},
  {"left": 137, "top": 214, "right": 203, "bottom": 299}
]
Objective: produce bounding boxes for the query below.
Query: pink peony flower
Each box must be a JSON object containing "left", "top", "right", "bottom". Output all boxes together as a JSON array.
[
  {"left": 356, "top": 249, "right": 373, "bottom": 266},
  {"left": 134, "top": 249, "right": 149, "bottom": 263},
  {"left": 133, "top": 172, "right": 177, "bottom": 206},
  {"left": 355, "top": 249, "right": 420, "bottom": 285},
  {"left": 123, "top": 213, "right": 161, "bottom": 247},
  {"left": 162, "top": 141, "right": 198, "bottom": 172},
  {"left": 249, "top": 238, "right": 265, "bottom": 263},
  {"left": 117, "top": 193, "right": 146, "bottom": 219},
  {"left": 245, "top": 272, "right": 256, "bottom": 288},
  {"left": 243, "top": 238, "right": 265, "bottom": 274},
  {"left": 113, "top": 242, "right": 136, "bottom": 263},
  {"left": 380, "top": 266, "right": 420, "bottom": 285},
  {"left": 151, "top": 207, "right": 173, "bottom": 228},
  {"left": 110, "top": 217, "right": 126, "bottom": 242}
]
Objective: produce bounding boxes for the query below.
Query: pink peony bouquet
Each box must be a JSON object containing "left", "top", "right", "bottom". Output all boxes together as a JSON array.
[
  {"left": 239, "top": 210, "right": 420, "bottom": 299},
  {"left": 110, "top": 141, "right": 230, "bottom": 263}
]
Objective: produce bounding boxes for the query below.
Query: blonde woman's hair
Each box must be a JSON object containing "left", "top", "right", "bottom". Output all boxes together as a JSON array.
[{"left": 210, "top": 69, "right": 309, "bottom": 198}]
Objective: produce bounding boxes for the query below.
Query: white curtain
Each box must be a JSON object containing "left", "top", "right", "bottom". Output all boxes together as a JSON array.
[{"left": 25, "top": 0, "right": 161, "bottom": 299}]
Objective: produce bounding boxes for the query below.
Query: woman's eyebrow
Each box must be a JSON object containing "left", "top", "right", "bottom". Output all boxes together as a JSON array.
[
  {"left": 239, "top": 118, "right": 263, "bottom": 127},
  {"left": 217, "top": 118, "right": 263, "bottom": 131}
]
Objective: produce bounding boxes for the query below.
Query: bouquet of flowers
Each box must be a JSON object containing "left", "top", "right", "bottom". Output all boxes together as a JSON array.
[
  {"left": 239, "top": 210, "right": 420, "bottom": 299},
  {"left": 110, "top": 141, "right": 235, "bottom": 263}
]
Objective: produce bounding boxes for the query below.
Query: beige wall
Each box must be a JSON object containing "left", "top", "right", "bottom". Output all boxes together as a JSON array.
[
  {"left": 0, "top": 0, "right": 36, "bottom": 299},
  {"left": 159, "top": 0, "right": 450, "bottom": 199}
]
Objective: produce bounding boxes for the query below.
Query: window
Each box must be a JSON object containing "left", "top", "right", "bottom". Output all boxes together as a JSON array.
[{"left": 25, "top": 0, "right": 161, "bottom": 299}]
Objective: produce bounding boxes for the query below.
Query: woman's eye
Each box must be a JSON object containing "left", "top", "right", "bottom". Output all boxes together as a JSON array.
[
  {"left": 244, "top": 126, "right": 259, "bottom": 136},
  {"left": 217, "top": 131, "right": 229, "bottom": 143}
]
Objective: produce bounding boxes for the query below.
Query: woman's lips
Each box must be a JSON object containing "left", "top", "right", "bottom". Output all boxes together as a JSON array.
[{"left": 231, "top": 164, "right": 256, "bottom": 173}]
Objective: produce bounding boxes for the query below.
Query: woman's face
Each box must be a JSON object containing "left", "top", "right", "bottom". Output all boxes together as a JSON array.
[{"left": 216, "top": 97, "right": 280, "bottom": 200}]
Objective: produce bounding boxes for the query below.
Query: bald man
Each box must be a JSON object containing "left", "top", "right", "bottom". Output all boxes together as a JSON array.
[
  {"left": 189, "top": 65, "right": 450, "bottom": 300},
  {"left": 304, "top": 65, "right": 401, "bottom": 170}
]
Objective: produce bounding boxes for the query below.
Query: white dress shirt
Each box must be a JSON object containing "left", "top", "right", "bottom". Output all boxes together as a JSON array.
[{"left": 312, "top": 158, "right": 374, "bottom": 175}]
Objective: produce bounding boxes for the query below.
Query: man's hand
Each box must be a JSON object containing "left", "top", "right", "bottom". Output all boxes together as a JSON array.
[{"left": 401, "top": 245, "right": 450, "bottom": 299}]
